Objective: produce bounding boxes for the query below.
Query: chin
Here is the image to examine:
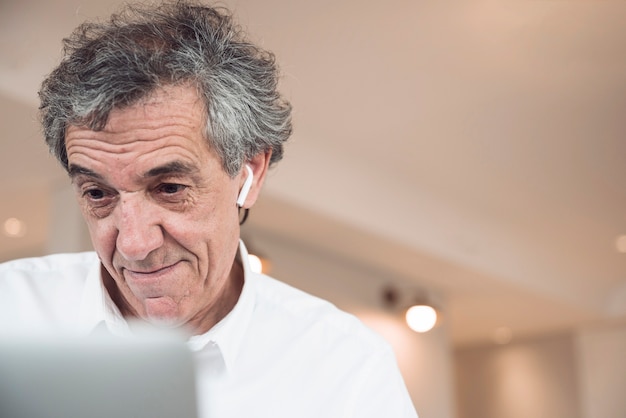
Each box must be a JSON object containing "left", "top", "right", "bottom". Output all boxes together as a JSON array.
[{"left": 142, "top": 298, "right": 187, "bottom": 328}]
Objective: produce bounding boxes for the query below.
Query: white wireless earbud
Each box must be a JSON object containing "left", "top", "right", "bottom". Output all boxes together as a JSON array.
[{"left": 237, "top": 165, "right": 254, "bottom": 207}]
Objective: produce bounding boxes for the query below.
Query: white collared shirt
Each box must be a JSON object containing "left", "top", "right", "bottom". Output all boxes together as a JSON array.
[{"left": 0, "top": 242, "right": 418, "bottom": 417}]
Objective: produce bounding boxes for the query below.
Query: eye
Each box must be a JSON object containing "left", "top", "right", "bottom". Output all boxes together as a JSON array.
[
  {"left": 79, "top": 185, "right": 116, "bottom": 217},
  {"left": 84, "top": 189, "right": 106, "bottom": 200},
  {"left": 157, "top": 183, "right": 187, "bottom": 195},
  {"left": 82, "top": 186, "right": 112, "bottom": 202}
]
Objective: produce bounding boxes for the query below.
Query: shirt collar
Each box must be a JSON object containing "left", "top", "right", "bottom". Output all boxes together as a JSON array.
[
  {"left": 79, "top": 260, "right": 131, "bottom": 336},
  {"left": 84, "top": 240, "right": 257, "bottom": 371}
]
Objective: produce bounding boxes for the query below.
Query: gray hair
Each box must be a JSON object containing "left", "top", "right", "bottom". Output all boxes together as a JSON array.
[{"left": 39, "top": 0, "right": 292, "bottom": 177}]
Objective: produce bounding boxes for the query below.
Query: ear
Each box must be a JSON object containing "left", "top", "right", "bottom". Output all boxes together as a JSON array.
[{"left": 237, "top": 150, "right": 272, "bottom": 209}]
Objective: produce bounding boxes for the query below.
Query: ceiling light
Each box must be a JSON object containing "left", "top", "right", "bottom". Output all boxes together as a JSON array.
[
  {"left": 3, "top": 217, "right": 26, "bottom": 238},
  {"left": 405, "top": 305, "right": 438, "bottom": 333},
  {"left": 382, "top": 285, "right": 440, "bottom": 333}
]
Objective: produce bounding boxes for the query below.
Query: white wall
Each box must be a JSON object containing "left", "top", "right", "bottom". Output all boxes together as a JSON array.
[
  {"left": 454, "top": 333, "right": 581, "bottom": 418},
  {"left": 575, "top": 323, "right": 626, "bottom": 418},
  {"left": 454, "top": 324, "right": 626, "bottom": 418}
]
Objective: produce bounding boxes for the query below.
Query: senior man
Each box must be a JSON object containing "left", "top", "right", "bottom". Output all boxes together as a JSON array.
[{"left": 0, "top": 1, "right": 418, "bottom": 417}]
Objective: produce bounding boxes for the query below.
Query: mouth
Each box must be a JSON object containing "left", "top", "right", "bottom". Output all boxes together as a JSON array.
[
  {"left": 128, "top": 264, "right": 175, "bottom": 275},
  {"left": 123, "top": 261, "right": 181, "bottom": 282}
]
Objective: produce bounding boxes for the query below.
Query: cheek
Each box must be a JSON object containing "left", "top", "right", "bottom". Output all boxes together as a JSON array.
[
  {"left": 175, "top": 211, "right": 239, "bottom": 266},
  {"left": 85, "top": 219, "right": 117, "bottom": 261},
  {"left": 177, "top": 196, "right": 239, "bottom": 241}
]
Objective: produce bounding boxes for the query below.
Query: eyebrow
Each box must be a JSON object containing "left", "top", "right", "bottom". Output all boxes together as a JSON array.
[
  {"left": 68, "top": 161, "right": 198, "bottom": 182},
  {"left": 143, "top": 161, "right": 198, "bottom": 178},
  {"left": 68, "top": 161, "right": 198, "bottom": 184},
  {"left": 68, "top": 164, "right": 103, "bottom": 180}
]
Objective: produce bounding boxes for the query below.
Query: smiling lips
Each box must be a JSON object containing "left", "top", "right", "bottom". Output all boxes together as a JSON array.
[{"left": 127, "top": 263, "right": 177, "bottom": 276}]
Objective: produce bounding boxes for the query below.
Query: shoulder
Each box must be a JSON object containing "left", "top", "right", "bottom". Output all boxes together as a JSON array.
[
  {"left": 0, "top": 252, "right": 100, "bottom": 304},
  {"left": 0, "top": 252, "right": 99, "bottom": 281},
  {"left": 250, "top": 273, "right": 391, "bottom": 354},
  {"left": 240, "top": 274, "right": 412, "bottom": 415},
  {"left": 0, "top": 251, "right": 99, "bottom": 270},
  {"left": 0, "top": 252, "right": 102, "bottom": 333}
]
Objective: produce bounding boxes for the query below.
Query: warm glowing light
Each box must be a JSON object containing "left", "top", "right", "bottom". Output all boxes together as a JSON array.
[
  {"left": 248, "top": 254, "right": 263, "bottom": 273},
  {"left": 405, "top": 305, "right": 437, "bottom": 333},
  {"left": 3, "top": 217, "right": 26, "bottom": 238}
]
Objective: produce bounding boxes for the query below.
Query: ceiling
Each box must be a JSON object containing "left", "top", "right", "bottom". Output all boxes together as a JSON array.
[{"left": 1, "top": 0, "right": 625, "bottom": 347}]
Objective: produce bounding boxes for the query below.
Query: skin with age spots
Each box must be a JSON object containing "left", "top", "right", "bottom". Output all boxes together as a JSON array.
[{"left": 65, "top": 85, "right": 270, "bottom": 335}]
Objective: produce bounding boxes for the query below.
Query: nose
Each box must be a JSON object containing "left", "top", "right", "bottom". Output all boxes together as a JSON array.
[{"left": 114, "top": 194, "right": 164, "bottom": 261}]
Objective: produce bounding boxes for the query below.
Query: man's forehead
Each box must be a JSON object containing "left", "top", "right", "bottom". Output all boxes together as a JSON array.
[
  {"left": 65, "top": 101, "right": 209, "bottom": 159},
  {"left": 63, "top": 84, "right": 216, "bottom": 181}
]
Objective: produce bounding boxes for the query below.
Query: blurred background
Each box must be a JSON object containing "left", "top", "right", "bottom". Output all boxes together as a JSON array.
[{"left": 1, "top": 0, "right": 626, "bottom": 417}]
